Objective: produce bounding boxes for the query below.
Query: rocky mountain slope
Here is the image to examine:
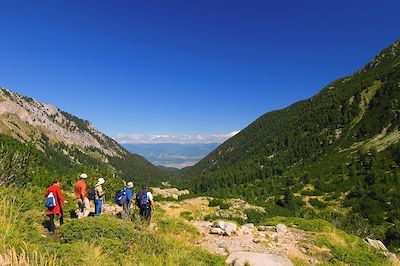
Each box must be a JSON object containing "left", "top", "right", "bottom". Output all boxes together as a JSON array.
[
  {"left": 0, "top": 88, "right": 124, "bottom": 157},
  {"left": 0, "top": 88, "right": 165, "bottom": 186},
  {"left": 175, "top": 39, "right": 400, "bottom": 251},
  {"left": 180, "top": 39, "right": 400, "bottom": 188}
]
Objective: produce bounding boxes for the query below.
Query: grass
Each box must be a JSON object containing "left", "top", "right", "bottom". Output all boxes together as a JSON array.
[
  {"left": 265, "top": 216, "right": 391, "bottom": 265},
  {"left": 0, "top": 186, "right": 225, "bottom": 266}
]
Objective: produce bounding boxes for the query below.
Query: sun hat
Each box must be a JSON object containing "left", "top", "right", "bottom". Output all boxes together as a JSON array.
[
  {"left": 127, "top": 182, "right": 134, "bottom": 188},
  {"left": 97, "top": 177, "right": 105, "bottom": 185},
  {"left": 80, "top": 173, "right": 88, "bottom": 179}
]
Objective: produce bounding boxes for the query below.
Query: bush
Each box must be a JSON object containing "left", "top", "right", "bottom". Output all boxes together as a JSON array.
[
  {"left": 180, "top": 211, "right": 194, "bottom": 221},
  {"left": 309, "top": 198, "right": 327, "bottom": 208},
  {"left": 208, "top": 198, "right": 231, "bottom": 209}
]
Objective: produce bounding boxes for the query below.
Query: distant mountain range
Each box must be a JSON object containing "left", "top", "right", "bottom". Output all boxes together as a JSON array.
[{"left": 122, "top": 143, "right": 220, "bottom": 169}]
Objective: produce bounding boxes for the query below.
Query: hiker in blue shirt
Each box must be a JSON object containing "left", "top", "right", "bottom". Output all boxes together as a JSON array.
[{"left": 123, "top": 182, "right": 134, "bottom": 219}]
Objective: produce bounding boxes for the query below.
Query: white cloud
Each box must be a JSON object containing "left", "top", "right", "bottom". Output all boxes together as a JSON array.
[{"left": 114, "top": 131, "right": 240, "bottom": 144}]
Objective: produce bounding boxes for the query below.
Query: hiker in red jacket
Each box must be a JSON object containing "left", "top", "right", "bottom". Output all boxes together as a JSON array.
[{"left": 45, "top": 179, "right": 66, "bottom": 235}]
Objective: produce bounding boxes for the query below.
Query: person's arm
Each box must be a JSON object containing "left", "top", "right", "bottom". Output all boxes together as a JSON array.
[
  {"left": 81, "top": 183, "right": 88, "bottom": 198},
  {"left": 57, "top": 187, "right": 66, "bottom": 204},
  {"left": 148, "top": 192, "right": 155, "bottom": 210}
]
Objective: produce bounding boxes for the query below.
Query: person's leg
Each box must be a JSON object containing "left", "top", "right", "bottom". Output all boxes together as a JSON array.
[
  {"left": 139, "top": 207, "right": 145, "bottom": 220},
  {"left": 144, "top": 207, "right": 152, "bottom": 222},
  {"left": 98, "top": 199, "right": 103, "bottom": 215},
  {"left": 48, "top": 214, "right": 55, "bottom": 234},
  {"left": 59, "top": 211, "right": 64, "bottom": 225},
  {"left": 76, "top": 199, "right": 83, "bottom": 217},
  {"left": 94, "top": 199, "right": 99, "bottom": 216},
  {"left": 83, "top": 197, "right": 90, "bottom": 217}
]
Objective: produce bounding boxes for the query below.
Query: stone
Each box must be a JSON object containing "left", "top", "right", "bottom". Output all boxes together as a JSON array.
[
  {"left": 257, "top": 225, "right": 269, "bottom": 231},
  {"left": 224, "top": 222, "right": 238, "bottom": 236},
  {"left": 213, "top": 221, "right": 226, "bottom": 229},
  {"left": 226, "top": 251, "right": 293, "bottom": 266},
  {"left": 253, "top": 236, "right": 268, "bottom": 244},
  {"left": 366, "top": 238, "right": 388, "bottom": 251},
  {"left": 210, "top": 227, "right": 225, "bottom": 235},
  {"left": 243, "top": 223, "right": 255, "bottom": 229},
  {"left": 276, "top": 224, "right": 288, "bottom": 234},
  {"left": 211, "top": 221, "right": 238, "bottom": 236}
]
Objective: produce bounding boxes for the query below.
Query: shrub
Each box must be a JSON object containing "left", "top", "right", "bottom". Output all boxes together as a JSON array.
[
  {"left": 309, "top": 198, "right": 327, "bottom": 208},
  {"left": 180, "top": 211, "right": 194, "bottom": 221},
  {"left": 208, "top": 198, "right": 231, "bottom": 209}
]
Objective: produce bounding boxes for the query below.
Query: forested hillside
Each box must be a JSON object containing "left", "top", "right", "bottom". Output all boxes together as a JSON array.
[
  {"left": 0, "top": 88, "right": 166, "bottom": 188},
  {"left": 175, "top": 40, "right": 400, "bottom": 250}
]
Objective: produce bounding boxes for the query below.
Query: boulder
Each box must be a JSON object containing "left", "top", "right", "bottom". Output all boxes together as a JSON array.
[
  {"left": 366, "top": 238, "right": 388, "bottom": 251},
  {"left": 226, "top": 252, "right": 293, "bottom": 266},
  {"left": 276, "top": 224, "right": 288, "bottom": 234},
  {"left": 211, "top": 221, "right": 238, "bottom": 236},
  {"left": 210, "top": 227, "right": 225, "bottom": 235},
  {"left": 224, "top": 222, "right": 238, "bottom": 236},
  {"left": 213, "top": 221, "right": 226, "bottom": 229},
  {"left": 257, "top": 225, "right": 270, "bottom": 232},
  {"left": 243, "top": 223, "right": 255, "bottom": 229}
]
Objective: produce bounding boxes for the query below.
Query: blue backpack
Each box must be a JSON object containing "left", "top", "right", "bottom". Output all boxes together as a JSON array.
[
  {"left": 137, "top": 190, "right": 148, "bottom": 209},
  {"left": 45, "top": 192, "right": 56, "bottom": 208},
  {"left": 115, "top": 189, "right": 127, "bottom": 206}
]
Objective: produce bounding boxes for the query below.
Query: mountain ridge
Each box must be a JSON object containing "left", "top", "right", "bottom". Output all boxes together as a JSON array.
[{"left": 0, "top": 87, "right": 166, "bottom": 186}]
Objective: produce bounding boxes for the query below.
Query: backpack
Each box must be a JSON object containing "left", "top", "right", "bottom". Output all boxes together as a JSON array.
[
  {"left": 88, "top": 187, "right": 96, "bottom": 200},
  {"left": 136, "top": 190, "right": 149, "bottom": 209},
  {"left": 115, "top": 189, "right": 127, "bottom": 206},
  {"left": 45, "top": 192, "right": 56, "bottom": 208}
]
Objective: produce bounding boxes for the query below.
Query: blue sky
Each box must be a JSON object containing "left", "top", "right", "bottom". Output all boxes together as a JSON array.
[{"left": 0, "top": 1, "right": 399, "bottom": 143}]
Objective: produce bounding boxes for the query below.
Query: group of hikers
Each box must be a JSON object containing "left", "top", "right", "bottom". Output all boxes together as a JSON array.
[{"left": 44, "top": 173, "right": 154, "bottom": 235}]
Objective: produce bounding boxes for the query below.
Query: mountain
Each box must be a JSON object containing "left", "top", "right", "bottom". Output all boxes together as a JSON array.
[
  {"left": 176, "top": 40, "right": 400, "bottom": 248},
  {"left": 0, "top": 88, "right": 165, "bottom": 187},
  {"left": 123, "top": 143, "right": 220, "bottom": 168}
]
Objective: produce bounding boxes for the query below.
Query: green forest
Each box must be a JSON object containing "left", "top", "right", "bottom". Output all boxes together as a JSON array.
[{"left": 173, "top": 40, "right": 400, "bottom": 251}]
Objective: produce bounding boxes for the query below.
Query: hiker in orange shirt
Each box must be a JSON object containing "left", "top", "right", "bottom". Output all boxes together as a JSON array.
[{"left": 74, "top": 173, "right": 90, "bottom": 218}]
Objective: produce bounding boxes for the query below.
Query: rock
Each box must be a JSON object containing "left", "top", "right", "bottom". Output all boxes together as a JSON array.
[
  {"left": 239, "top": 224, "right": 255, "bottom": 235},
  {"left": 211, "top": 221, "right": 238, "bottom": 236},
  {"left": 210, "top": 227, "right": 225, "bottom": 235},
  {"left": 243, "top": 223, "right": 255, "bottom": 229},
  {"left": 226, "top": 252, "right": 293, "bottom": 266},
  {"left": 366, "top": 238, "right": 388, "bottom": 251},
  {"left": 224, "top": 222, "right": 238, "bottom": 236},
  {"left": 257, "top": 225, "right": 270, "bottom": 232},
  {"left": 300, "top": 247, "right": 308, "bottom": 254},
  {"left": 276, "top": 224, "right": 288, "bottom": 234},
  {"left": 253, "top": 236, "right": 268, "bottom": 244},
  {"left": 213, "top": 221, "right": 226, "bottom": 229}
]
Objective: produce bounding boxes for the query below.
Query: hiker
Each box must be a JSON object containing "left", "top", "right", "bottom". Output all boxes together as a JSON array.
[
  {"left": 44, "top": 179, "right": 66, "bottom": 235},
  {"left": 94, "top": 177, "right": 105, "bottom": 216},
  {"left": 123, "top": 182, "right": 134, "bottom": 219},
  {"left": 136, "top": 185, "right": 154, "bottom": 223},
  {"left": 74, "top": 173, "right": 90, "bottom": 218}
]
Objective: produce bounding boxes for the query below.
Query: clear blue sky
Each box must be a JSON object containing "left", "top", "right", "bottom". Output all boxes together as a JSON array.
[{"left": 0, "top": 1, "right": 399, "bottom": 142}]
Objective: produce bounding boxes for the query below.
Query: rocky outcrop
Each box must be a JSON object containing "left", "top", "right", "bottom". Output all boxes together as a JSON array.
[
  {"left": 214, "top": 198, "right": 265, "bottom": 221},
  {"left": 0, "top": 88, "right": 125, "bottom": 157},
  {"left": 226, "top": 251, "right": 293, "bottom": 266},
  {"left": 210, "top": 221, "right": 238, "bottom": 236},
  {"left": 152, "top": 187, "right": 190, "bottom": 199}
]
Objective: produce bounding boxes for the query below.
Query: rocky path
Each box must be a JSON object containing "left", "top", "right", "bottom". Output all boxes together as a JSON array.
[{"left": 159, "top": 197, "right": 320, "bottom": 266}]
